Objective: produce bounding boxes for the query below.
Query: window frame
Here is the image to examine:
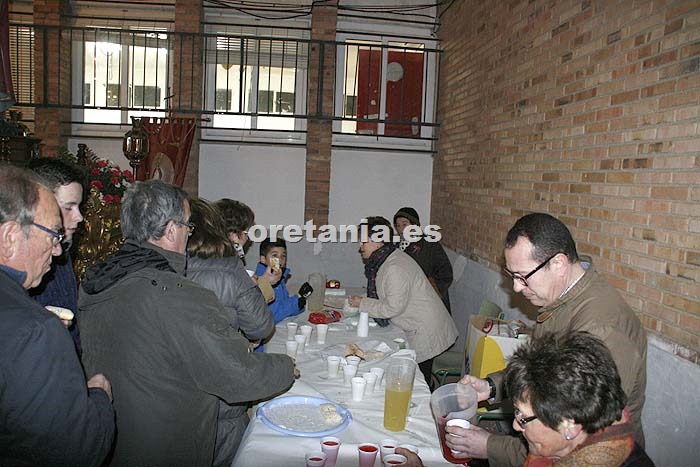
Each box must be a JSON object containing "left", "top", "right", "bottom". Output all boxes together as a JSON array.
[{"left": 333, "top": 31, "right": 439, "bottom": 151}]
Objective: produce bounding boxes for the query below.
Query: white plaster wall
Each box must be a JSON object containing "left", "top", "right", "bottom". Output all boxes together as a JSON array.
[
  {"left": 199, "top": 144, "right": 435, "bottom": 288},
  {"left": 447, "top": 250, "right": 698, "bottom": 466}
]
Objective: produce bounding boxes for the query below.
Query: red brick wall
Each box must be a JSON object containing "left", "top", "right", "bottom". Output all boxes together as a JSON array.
[
  {"left": 33, "top": 0, "right": 71, "bottom": 154},
  {"left": 174, "top": 0, "right": 202, "bottom": 196},
  {"left": 436, "top": 0, "right": 699, "bottom": 361},
  {"left": 305, "top": 1, "right": 337, "bottom": 225}
]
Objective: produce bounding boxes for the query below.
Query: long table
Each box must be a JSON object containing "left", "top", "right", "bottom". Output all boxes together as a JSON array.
[{"left": 232, "top": 306, "right": 455, "bottom": 466}]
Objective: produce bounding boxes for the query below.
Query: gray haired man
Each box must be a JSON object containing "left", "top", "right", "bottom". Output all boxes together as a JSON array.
[{"left": 79, "top": 180, "right": 295, "bottom": 467}]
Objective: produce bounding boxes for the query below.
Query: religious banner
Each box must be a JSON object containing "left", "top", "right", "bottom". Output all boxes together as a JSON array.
[
  {"left": 138, "top": 117, "right": 196, "bottom": 187},
  {"left": 0, "top": 0, "right": 16, "bottom": 111}
]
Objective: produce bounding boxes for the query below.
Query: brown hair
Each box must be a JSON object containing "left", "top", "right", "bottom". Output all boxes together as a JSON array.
[{"left": 186, "top": 198, "right": 234, "bottom": 259}]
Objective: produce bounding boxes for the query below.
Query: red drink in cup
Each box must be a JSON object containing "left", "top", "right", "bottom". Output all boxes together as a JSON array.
[
  {"left": 321, "top": 436, "right": 340, "bottom": 467},
  {"left": 358, "top": 443, "right": 379, "bottom": 467}
]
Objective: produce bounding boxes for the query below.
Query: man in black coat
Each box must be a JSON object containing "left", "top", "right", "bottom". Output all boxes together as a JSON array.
[{"left": 0, "top": 166, "right": 115, "bottom": 467}]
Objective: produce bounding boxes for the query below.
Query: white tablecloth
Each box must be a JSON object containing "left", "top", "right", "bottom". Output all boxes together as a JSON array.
[{"left": 231, "top": 309, "right": 455, "bottom": 466}]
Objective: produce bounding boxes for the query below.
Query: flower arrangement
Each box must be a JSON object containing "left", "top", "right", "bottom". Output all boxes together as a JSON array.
[{"left": 55, "top": 146, "right": 134, "bottom": 204}]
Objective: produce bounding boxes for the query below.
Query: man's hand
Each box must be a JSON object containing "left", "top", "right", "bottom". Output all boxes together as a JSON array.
[
  {"left": 394, "top": 447, "right": 423, "bottom": 466},
  {"left": 458, "top": 375, "right": 491, "bottom": 402},
  {"left": 261, "top": 264, "right": 282, "bottom": 285},
  {"left": 445, "top": 423, "right": 491, "bottom": 459},
  {"left": 348, "top": 295, "right": 362, "bottom": 307},
  {"left": 293, "top": 365, "right": 301, "bottom": 379},
  {"left": 87, "top": 373, "right": 113, "bottom": 402}
]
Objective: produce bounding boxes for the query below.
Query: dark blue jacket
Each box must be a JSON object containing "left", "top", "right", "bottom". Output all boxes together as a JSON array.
[
  {"left": 255, "top": 262, "right": 302, "bottom": 323},
  {"left": 29, "top": 251, "right": 82, "bottom": 356},
  {"left": 0, "top": 266, "right": 115, "bottom": 467}
]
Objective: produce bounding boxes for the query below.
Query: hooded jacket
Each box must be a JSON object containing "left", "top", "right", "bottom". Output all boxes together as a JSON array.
[{"left": 79, "top": 241, "right": 294, "bottom": 467}]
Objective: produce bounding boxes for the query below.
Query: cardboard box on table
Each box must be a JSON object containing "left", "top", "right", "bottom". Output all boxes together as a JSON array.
[{"left": 466, "top": 315, "right": 529, "bottom": 378}]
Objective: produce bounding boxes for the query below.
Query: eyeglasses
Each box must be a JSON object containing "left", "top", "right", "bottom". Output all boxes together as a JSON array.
[
  {"left": 514, "top": 408, "right": 538, "bottom": 428},
  {"left": 176, "top": 221, "right": 195, "bottom": 236},
  {"left": 31, "top": 222, "right": 65, "bottom": 246},
  {"left": 503, "top": 252, "right": 560, "bottom": 288}
]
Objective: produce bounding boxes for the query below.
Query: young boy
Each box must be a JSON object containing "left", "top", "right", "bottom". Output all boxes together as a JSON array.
[{"left": 255, "top": 237, "right": 310, "bottom": 323}]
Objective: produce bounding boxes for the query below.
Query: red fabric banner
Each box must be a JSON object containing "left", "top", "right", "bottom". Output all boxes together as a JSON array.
[{"left": 139, "top": 117, "right": 196, "bottom": 187}]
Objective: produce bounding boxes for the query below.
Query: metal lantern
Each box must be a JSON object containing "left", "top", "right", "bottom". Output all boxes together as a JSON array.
[{"left": 122, "top": 117, "right": 150, "bottom": 179}]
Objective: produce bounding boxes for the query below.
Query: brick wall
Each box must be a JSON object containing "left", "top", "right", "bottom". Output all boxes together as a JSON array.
[
  {"left": 436, "top": 0, "right": 699, "bottom": 362},
  {"left": 33, "top": 0, "right": 71, "bottom": 154},
  {"left": 305, "top": 1, "right": 337, "bottom": 225}
]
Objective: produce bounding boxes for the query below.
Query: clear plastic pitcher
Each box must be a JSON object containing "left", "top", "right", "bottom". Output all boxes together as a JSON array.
[
  {"left": 306, "top": 273, "right": 326, "bottom": 312},
  {"left": 383, "top": 357, "right": 417, "bottom": 431},
  {"left": 430, "top": 383, "right": 478, "bottom": 464}
]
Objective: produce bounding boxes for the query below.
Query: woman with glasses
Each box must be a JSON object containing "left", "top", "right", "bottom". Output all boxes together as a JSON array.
[{"left": 399, "top": 331, "right": 654, "bottom": 467}]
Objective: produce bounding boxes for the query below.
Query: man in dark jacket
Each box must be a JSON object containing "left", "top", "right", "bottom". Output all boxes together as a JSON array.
[
  {"left": 79, "top": 180, "right": 295, "bottom": 467},
  {"left": 0, "top": 166, "right": 115, "bottom": 467}
]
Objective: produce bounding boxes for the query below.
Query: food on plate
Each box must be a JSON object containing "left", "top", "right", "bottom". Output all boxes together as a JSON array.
[
  {"left": 345, "top": 343, "right": 385, "bottom": 361},
  {"left": 270, "top": 257, "right": 281, "bottom": 273},
  {"left": 320, "top": 403, "right": 343, "bottom": 424},
  {"left": 308, "top": 310, "right": 342, "bottom": 324}
]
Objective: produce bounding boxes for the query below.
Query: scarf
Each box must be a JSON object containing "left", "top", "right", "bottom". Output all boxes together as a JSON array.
[
  {"left": 524, "top": 410, "right": 636, "bottom": 467},
  {"left": 364, "top": 243, "right": 397, "bottom": 327},
  {"left": 82, "top": 240, "right": 176, "bottom": 294}
]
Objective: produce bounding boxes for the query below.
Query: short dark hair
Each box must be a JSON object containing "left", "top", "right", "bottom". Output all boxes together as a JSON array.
[
  {"left": 186, "top": 198, "right": 234, "bottom": 259},
  {"left": 504, "top": 330, "right": 626, "bottom": 434},
  {"left": 505, "top": 213, "right": 579, "bottom": 263},
  {"left": 214, "top": 198, "right": 255, "bottom": 235},
  {"left": 259, "top": 237, "right": 287, "bottom": 257},
  {"left": 27, "top": 157, "right": 85, "bottom": 192},
  {"left": 363, "top": 216, "right": 394, "bottom": 242}
]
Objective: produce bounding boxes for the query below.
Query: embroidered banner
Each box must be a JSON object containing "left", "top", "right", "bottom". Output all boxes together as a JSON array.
[{"left": 139, "top": 117, "right": 196, "bottom": 187}]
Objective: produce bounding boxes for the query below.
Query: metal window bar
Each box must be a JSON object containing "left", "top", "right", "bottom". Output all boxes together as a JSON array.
[{"left": 7, "top": 23, "right": 438, "bottom": 143}]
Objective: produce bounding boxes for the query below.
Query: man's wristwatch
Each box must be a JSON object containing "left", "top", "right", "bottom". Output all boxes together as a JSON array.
[{"left": 486, "top": 377, "right": 497, "bottom": 402}]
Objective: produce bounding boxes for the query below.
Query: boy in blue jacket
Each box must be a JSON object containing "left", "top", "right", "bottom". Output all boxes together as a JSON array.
[{"left": 255, "top": 237, "right": 311, "bottom": 323}]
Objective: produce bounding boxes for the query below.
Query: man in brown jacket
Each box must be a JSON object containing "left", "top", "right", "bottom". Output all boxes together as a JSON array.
[{"left": 445, "top": 213, "right": 647, "bottom": 467}]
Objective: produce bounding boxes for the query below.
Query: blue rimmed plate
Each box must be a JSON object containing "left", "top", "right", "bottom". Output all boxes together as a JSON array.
[{"left": 256, "top": 395, "right": 352, "bottom": 437}]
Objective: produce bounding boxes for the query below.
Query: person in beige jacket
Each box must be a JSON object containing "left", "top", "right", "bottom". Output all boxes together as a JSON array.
[{"left": 349, "top": 216, "right": 458, "bottom": 385}]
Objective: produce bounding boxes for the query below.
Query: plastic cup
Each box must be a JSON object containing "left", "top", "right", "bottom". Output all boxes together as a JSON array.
[
  {"left": 305, "top": 451, "right": 327, "bottom": 467},
  {"left": 295, "top": 334, "right": 307, "bottom": 354},
  {"left": 327, "top": 356, "right": 341, "bottom": 378},
  {"left": 285, "top": 340, "right": 298, "bottom": 360},
  {"left": 362, "top": 372, "right": 378, "bottom": 392},
  {"left": 346, "top": 355, "right": 361, "bottom": 367},
  {"left": 370, "top": 367, "right": 384, "bottom": 385},
  {"left": 383, "top": 357, "right": 417, "bottom": 431},
  {"left": 351, "top": 376, "right": 367, "bottom": 401},
  {"left": 429, "top": 383, "right": 478, "bottom": 464},
  {"left": 380, "top": 438, "right": 398, "bottom": 460},
  {"left": 316, "top": 324, "right": 329, "bottom": 344},
  {"left": 300, "top": 324, "right": 313, "bottom": 343},
  {"left": 446, "top": 419, "right": 471, "bottom": 456},
  {"left": 358, "top": 443, "right": 379, "bottom": 467},
  {"left": 343, "top": 364, "right": 358, "bottom": 385},
  {"left": 320, "top": 436, "right": 341, "bottom": 467},
  {"left": 287, "top": 322, "right": 298, "bottom": 340},
  {"left": 383, "top": 453, "right": 408, "bottom": 466}
]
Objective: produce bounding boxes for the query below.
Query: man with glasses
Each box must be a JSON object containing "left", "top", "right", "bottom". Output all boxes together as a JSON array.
[
  {"left": 0, "top": 165, "right": 115, "bottom": 466},
  {"left": 446, "top": 213, "right": 647, "bottom": 467},
  {"left": 28, "top": 157, "right": 86, "bottom": 355},
  {"left": 79, "top": 180, "right": 295, "bottom": 467}
]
